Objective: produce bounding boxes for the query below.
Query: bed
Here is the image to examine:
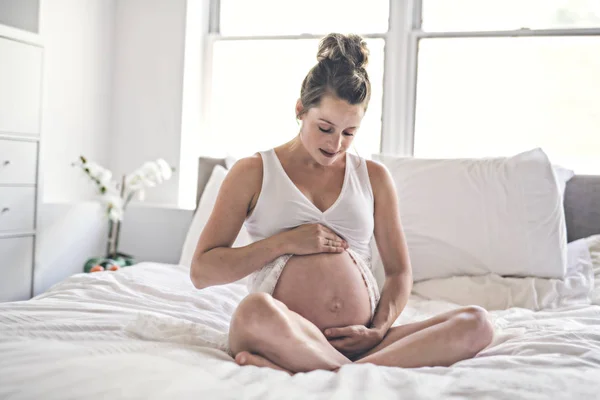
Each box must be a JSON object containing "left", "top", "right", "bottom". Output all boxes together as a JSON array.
[{"left": 1, "top": 158, "right": 600, "bottom": 399}]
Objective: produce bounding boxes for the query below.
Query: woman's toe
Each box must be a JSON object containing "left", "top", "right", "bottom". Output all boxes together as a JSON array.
[{"left": 235, "top": 351, "right": 251, "bottom": 365}]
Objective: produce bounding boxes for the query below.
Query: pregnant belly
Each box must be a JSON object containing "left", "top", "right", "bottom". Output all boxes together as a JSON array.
[{"left": 272, "top": 250, "right": 372, "bottom": 331}]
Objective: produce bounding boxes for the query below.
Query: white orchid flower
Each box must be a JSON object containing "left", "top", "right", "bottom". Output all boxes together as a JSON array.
[
  {"left": 108, "top": 206, "right": 124, "bottom": 222},
  {"left": 156, "top": 158, "right": 172, "bottom": 181},
  {"left": 85, "top": 161, "right": 102, "bottom": 177},
  {"left": 103, "top": 192, "right": 124, "bottom": 222},
  {"left": 125, "top": 171, "right": 146, "bottom": 191},
  {"left": 141, "top": 161, "right": 162, "bottom": 185},
  {"left": 97, "top": 168, "right": 113, "bottom": 186},
  {"left": 124, "top": 160, "right": 173, "bottom": 197},
  {"left": 76, "top": 156, "right": 174, "bottom": 221},
  {"left": 102, "top": 192, "right": 123, "bottom": 208}
]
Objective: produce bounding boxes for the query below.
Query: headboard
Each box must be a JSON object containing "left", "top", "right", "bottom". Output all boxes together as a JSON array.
[
  {"left": 564, "top": 175, "right": 600, "bottom": 242},
  {"left": 196, "top": 157, "right": 600, "bottom": 242},
  {"left": 195, "top": 157, "right": 228, "bottom": 207}
]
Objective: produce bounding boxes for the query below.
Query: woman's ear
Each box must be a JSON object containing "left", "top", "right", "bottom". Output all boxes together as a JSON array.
[{"left": 295, "top": 99, "right": 304, "bottom": 120}]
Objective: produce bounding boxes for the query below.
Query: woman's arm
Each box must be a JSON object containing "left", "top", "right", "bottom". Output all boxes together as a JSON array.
[
  {"left": 366, "top": 160, "right": 413, "bottom": 335},
  {"left": 190, "top": 156, "right": 287, "bottom": 289},
  {"left": 190, "top": 156, "right": 348, "bottom": 289}
]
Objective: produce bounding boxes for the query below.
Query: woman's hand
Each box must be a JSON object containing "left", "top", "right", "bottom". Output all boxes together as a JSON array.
[
  {"left": 281, "top": 223, "right": 348, "bottom": 255},
  {"left": 324, "top": 325, "right": 385, "bottom": 358}
]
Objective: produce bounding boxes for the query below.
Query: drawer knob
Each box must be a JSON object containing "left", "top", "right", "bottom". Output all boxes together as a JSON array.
[
  {"left": 2, "top": 160, "right": 9, "bottom": 166},
  {"left": 1, "top": 207, "right": 8, "bottom": 213}
]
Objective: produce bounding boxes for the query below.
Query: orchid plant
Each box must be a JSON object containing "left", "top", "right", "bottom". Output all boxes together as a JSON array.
[{"left": 73, "top": 156, "right": 174, "bottom": 258}]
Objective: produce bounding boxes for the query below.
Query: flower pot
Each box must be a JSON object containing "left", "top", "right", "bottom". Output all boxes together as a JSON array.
[{"left": 84, "top": 252, "right": 136, "bottom": 273}]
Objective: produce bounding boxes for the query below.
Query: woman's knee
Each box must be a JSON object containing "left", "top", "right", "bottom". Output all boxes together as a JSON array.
[
  {"left": 229, "top": 293, "right": 287, "bottom": 353},
  {"left": 232, "top": 293, "right": 280, "bottom": 331},
  {"left": 453, "top": 306, "right": 494, "bottom": 354}
]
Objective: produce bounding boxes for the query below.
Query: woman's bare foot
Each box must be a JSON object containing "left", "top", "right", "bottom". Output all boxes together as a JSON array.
[{"left": 235, "top": 351, "right": 293, "bottom": 375}]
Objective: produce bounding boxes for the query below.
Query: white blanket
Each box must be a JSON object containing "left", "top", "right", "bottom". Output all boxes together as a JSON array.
[{"left": 1, "top": 237, "right": 600, "bottom": 399}]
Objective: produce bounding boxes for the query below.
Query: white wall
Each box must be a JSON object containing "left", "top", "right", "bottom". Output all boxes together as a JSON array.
[
  {"left": 33, "top": 0, "right": 116, "bottom": 295},
  {"left": 118, "top": 206, "right": 193, "bottom": 264},
  {"left": 110, "top": 0, "right": 187, "bottom": 207},
  {"left": 34, "top": 203, "right": 108, "bottom": 295},
  {"left": 31, "top": 0, "right": 202, "bottom": 294},
  {"left": 40, "top": 0, "right": 115, "bottom": 203},
  {"left": 106, "top": 0, "right": 210, "bottom": 265}
]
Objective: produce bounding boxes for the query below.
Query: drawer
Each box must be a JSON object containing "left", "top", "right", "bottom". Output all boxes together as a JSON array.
[
  {"left": 0, "top": 36, "right": 43, "bottom": 136},
  {"left": 0, "top": 187, "right": 35, "bottom": 232},
  {"left": 0, "top": 139, "right": 37, "bottom": 185},
  {"left": 0, "top": 236, "right": 33, "bottom": 302}
]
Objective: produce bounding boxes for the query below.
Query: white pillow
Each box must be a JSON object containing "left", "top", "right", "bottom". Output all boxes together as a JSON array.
[
  {"left": 552, "top": 164, "right": 575, "bottom": 198},
  {"left": 587, "top": 234, "right": 600, "bottom": 273},
  {"left": 371, "top": 148, "right": 568, "bottom": 282},
  {"left": 179, "top": 165, "right": 252, "bottom": 281},
  {"left": 588, "top": 235, "right": 600, "bottom": 306},
  {"left": 410, "top": 237, "right": 594, "bottom": 310}
]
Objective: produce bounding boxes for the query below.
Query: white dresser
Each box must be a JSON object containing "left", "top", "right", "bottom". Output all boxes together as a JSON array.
[{"left": 0, "top": 24, "right": 44, "bottom": 302}]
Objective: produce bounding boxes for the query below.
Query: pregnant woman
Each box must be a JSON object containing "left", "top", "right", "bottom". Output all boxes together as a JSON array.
[{"left": 190, "top": 33, "right": 493, "bottom": 374}]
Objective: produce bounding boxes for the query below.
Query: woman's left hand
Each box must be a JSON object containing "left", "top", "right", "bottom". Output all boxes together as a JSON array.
[{"left": 324, "top": 325, "right": 385, "bottom": 358}]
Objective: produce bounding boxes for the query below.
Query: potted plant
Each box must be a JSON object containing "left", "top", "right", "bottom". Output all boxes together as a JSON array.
[{"left": 72, "top": 156, "right": 175, "bottom": 272}]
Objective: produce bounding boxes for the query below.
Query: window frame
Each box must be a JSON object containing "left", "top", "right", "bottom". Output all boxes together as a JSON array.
[
  {"left": 202, "top": 0, "right": 392, "bottom": 157},
  {"left": 202, "top": 0, "right": 600, "bottom": 158},
  {"left": 408, "top": 0, "right": 600, "bottom": 157}
]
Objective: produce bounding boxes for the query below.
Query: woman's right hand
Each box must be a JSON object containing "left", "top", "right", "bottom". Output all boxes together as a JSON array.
[{"left": 281, "top": 223, "right": 349, "bottom": 255}]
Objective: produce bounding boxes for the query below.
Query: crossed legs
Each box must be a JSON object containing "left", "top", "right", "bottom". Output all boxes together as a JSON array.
[{"left": 228, "top": 293, "right": 494, "bottom": 374}]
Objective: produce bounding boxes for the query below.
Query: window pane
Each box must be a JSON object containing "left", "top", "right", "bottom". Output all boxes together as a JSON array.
[
  {"left": 414, "top": 37, "right": 600, "bottom": 174},
  {"left": 205, "top": 39, "right": 384, "bottom": 160},
  {"left": 422, "top": 0, "right": 600, "bottom": 31},
  {"left": 220, "top": 0, "right": 389, "bottom": 36}
]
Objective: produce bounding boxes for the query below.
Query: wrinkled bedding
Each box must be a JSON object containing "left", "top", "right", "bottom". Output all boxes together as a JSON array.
[{"left": 1, "top": 236, "right": 600, "bottom": 399}]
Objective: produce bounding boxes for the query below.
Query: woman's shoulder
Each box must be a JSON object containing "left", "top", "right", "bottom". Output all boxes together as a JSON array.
[
  {"left": 227, "top": 153, "right": 264, "bottom": 183},
  {"left": 226, "top": 154, "right": 266, "bottom": 215},
  {"left": 364, "top": 158, "right": 386, "bottom": 173},
  {"left": 346, "top": 152, "right": 387, "bottom": 177},
  {"left": 364, "top": 158, "right": 393, "bottom": 195}
]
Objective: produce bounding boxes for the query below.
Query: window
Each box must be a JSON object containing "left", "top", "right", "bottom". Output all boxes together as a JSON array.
[
  {"left": 202, "top": 0, "right": 388, "bottom": 160},
  {"left": 412, "top": 0, "right": 600, "bottom": 174},
  {"left": 422, "top": 0, "right": 600, "bottom": 31},
  {"left": 181, "top": 1, "right": 600, "bottom": 207},
  {"left": 219, "top": 0, "right": 389, "bottom": 36}
]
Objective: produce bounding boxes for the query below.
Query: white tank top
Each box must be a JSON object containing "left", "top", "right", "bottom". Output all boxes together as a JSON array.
[{"left": 244, "top": 148, "right": 375, "bottom": 261}]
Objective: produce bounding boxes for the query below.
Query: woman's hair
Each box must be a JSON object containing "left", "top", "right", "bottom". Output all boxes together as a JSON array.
[{"left": 297, "top": 33, "right": 371, "bottom": 119}]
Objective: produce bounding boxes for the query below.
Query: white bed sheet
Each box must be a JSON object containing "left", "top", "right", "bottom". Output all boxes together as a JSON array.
[{"left": 1, "top": 248, "right": 600, "bottom": 399}]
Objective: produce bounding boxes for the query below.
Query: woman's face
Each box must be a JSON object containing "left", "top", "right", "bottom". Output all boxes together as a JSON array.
[{"left": 297, "top": 94, "right": 365, "bottom": 166}]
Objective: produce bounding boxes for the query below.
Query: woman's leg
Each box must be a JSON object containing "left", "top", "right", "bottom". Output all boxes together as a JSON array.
[
  {"left": 229, "top": 292, "right": 351, "bottom": 373},
  {"left": 233, "top": 352, "right": 293, "bottom": 375},
  {"left": 355, "top": 306, "right": 494, "bottom": 367}
]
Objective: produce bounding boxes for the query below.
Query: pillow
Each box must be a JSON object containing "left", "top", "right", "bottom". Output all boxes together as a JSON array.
[
  {"left": 410, "top": 236, "right": 594, "bottom": 310},
  {"left": 552, "top": 164, "right": 575, "bottom": 198},
  {"left": 587, "top": 235, "right": 600, "bottom": 305},
  {"left": 587, "top": 234, "right": 600, "bottom": 272},
  {"left": 179, "top": 165, "right": 252, "bottom": 283},
  {"left": 371, "top": 148, "right": 568, "bottom": 282}
]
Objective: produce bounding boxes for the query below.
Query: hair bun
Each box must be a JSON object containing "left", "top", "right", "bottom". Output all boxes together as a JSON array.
[{"left": 317, "top": 33, "right": 369, "bottom": 70}]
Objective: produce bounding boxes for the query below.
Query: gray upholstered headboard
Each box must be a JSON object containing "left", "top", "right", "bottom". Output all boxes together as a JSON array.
[
  {"left": 564, "top": 175, "right": 600, "bottom": 242},
  {"left": 196, "top": 156, "right": 600, "bottom": 242},
  {"left": 195, "top": 157, "right": 228, "bottom": 207}
]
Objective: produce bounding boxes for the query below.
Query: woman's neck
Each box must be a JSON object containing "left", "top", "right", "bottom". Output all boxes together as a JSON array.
[{"left": 279, "top": 136, "right": 326, "bottom": 171}]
